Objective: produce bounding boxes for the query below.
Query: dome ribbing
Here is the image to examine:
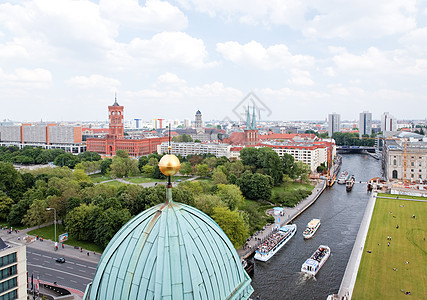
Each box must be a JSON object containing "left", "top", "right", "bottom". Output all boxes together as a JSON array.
[{"left": 86, "top": 201, "right": 253, "bottom": 299}]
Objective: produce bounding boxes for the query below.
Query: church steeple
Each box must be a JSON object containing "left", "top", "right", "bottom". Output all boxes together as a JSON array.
[
  {"left": 112, "top": 92, "right": 119, "bottom": 106},
  {"left": 246, "top": 105, "right": 251, "bottom": 129},
  {"left": 251, "top": 105, "right": 257, "bottom": 130}
]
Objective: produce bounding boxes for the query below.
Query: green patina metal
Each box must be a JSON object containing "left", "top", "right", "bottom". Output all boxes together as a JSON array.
[{"left": 85, "top": 186, "right": 253, "bottom": 299}]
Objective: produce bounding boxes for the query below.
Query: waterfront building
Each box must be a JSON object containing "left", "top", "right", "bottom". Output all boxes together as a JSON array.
[
  {"left": 381, "top": 112, "right": 397, "bottom": 132},
  {"left": 359, "top": 111, "right": 372, "bottom": 138},
  {"left": 84, "top": 154, "right": 253, "bottom": 299},
  {"left": 328, "top": 113, "right": 341, "bottom": 137},
  {"left": 0, "top": 239, "right": 26, "bottom": 300},
  {"left": 0, "top": 123, "right": 85, "bottom": 153},
  {"left": 382, "top": 132, "right": 427, "bottom": 182},
  {"left": 157, "top": 142, "right": 231, "bottom": 158},
  {"left": 86, "top": 98, "right": 168, "bottom": 157}
]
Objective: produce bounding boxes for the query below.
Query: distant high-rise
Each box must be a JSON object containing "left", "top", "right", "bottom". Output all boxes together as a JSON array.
[
  {"left": 183, "top": 118, "right": 191, "bottom": 128},
  {"left": 328, "top": 113, "right": 341, "bottom": 137},
  {"left": 359, "top": 111, "right": 372, "bottom": 138},
  {"left": 381, "top": 112, "right": 397, "bottom": 132}
]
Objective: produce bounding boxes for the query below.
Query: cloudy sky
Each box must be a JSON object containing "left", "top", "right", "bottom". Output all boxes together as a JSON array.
[{"left": 1, "top": 0, "right": 426, "bottom": 123}]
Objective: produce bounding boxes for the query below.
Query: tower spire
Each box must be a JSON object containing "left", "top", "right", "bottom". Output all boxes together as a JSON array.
[
  {"left": 251, "top": 105, "right": 257, "bottom": 130},
  {"left": 246, "top": 104, "right": 251, "bottom": 129}
]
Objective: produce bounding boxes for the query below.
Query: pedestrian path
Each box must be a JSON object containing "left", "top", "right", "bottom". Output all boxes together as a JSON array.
[{"left": 238, "top": 179, "right": 326, "bottom": 259}]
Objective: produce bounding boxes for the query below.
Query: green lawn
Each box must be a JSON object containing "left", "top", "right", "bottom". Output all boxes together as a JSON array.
[
  {"left": 99, "top": 180, "right": 127, "bottom": 187},
  {"left": 271, "top": 181, "right": 314, "bottom": 207},
  {"left": 126, "top": 177, "right": 164, "bottom": 184},
  {"left": 352, "top": 196, "right": 427, "bottom": 299},
  {"left": 28, "top": 224, "right": 104, "bottom": 253},
  {"left": 89, "top": 174, "right": 112, "bottom": 183}
]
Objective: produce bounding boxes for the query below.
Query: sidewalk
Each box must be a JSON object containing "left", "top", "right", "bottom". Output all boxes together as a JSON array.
[
  {"left": 238, "top": 179, "right": 326, "bottom": 259},
  {"left": 0, "top": 224, "right": 100, "bottom": 265}
]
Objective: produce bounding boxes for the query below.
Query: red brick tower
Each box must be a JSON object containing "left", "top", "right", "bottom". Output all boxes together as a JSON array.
[{"left": 108, "top": 96, "right": 124, "bottom": 138}]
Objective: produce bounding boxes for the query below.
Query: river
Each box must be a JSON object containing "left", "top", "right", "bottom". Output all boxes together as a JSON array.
[{"left": 250, "top": 153, "right": 382, "bottom": 300}]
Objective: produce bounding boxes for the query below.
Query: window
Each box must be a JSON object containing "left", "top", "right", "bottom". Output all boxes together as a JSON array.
[
  {"left": 0, "top": 289, "right": 17, "bottom": 300},
  {"left": 0, "top": 277, "right": 17, "bottom": 293},
  {"left": 393, "top": 159, "right": 397, "bottom": 166},
  {"left": 0, "top": 265, "right": 17, "bottom": 280},
  {"left": 0, "top": 254, "right": 16, "bottom": 268},
  {"left": 411, "top": 162, "right": 414, "bottom": 166},
  {"left": 392, "top": 170, "right": 398, "bottom": 179}
]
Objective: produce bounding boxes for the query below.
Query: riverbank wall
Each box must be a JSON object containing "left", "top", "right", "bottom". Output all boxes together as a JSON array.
[{"left": 337, "top": 192, "right": 377, "bottom": 299}]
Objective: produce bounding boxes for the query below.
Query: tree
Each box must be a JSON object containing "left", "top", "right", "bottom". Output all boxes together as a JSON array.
[
  {"left": 212, "top": 167, "right": 228, "bottom": 185},
  {"left": 195, "top": 164, "right": 210, "bottom": 177},
  {"left": 211, "top": 207, "right": 249, "bottom": 248},
  {"left": 65, "top": 204, "right": 102, "bottom": 241},
  {"left": 110, "top": 156, "right": 139, "bottom": 178},
  {"left": 78, "top": 151, "right": 101, "bottom": 162},
  {"left": 141, "top": 164, "right": 154, "bottom": 175},
  {"left": 179, "top": 162, "right": 193, "bottom": 176},
  {"left": 22, "top": 199, "right": 49, "bottom": 227},
  {"left": 152, "top": 165, "right": 166, "bottom": 179},
  {"left": 0, "top": 192, "right": 14, "bottom": 219},
  {"left": 257, "top": 148, "right": 283, "bottom": 186},
  {"left": 95, "top": 208, "right": 132, "bottom": 248},
  {"left": 203, "top": 157, "right": 217, "bottom": 169},
  {"left": 54, "top": 153, "right": 80, "bottom": 169},
  {"left": 293, "top": 161, "right": 311, "bottom": 183},
  {"left": 138, "top": 156, "right": 149, "bottom": 171},
  {"left": 193, "top": 194, "right": 226, "bottom": 216},
  {"left": 100, "top": 158, "right": 112, "bottom": 175},
  {"left": 216, "top": 184, "right": 244, "bottom": 211},
  {"left": 281, "top": 153, "right": 295, "bottom": 177},
  {"left": 237, "top": 172, "right": 272, "bottom": 201},
  {"left": 227, "top": 160, "right": 245, "bottom": 178},
  {"left": 239, "top": 148, "right": 259, "bottom": 170},
  {"left": 0, "top": 162, "right": 25, "bottom": 201}
]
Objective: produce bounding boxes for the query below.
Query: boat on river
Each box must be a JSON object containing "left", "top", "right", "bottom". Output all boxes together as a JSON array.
[
  {"left": 301, "top": 245, "right": 330, "bottom": 276},
  {"left": 337, "top": 171, "right": 350, "bottom": 184},
  {"left": 303, "top": 219, "right": 321, "bottom": 239},
  {"left": 346, "top": 175, "right": 355, "bottom": 192},
  {"left": 254, "top": 224, "right": 297, "bottom": 262}
]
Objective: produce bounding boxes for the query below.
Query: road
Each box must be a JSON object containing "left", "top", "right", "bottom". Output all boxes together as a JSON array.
[{"left": 26, "top": 247, "right": 97, "bottom": 292}]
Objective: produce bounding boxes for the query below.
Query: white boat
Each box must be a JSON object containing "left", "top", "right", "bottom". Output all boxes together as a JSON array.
[
  {"left": 302, "top": 219, "right": 321, "bottom": 239},
  {"left": 337, "top": 171, "right": 350, "bottom": 184},
  {"left": 301, "top": 245, "right": 330, "bottom": 276},
  {"left": 254, "top": 224, "right": 297, "bottom": 262}
]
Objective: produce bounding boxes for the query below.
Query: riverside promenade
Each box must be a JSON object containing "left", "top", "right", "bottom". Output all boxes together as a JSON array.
[
  {"left": 237, "top": 179, "right": 327, "bottom": 259},
  {"left": 337, "top": 192, "right": 377, "bottom": 299}
]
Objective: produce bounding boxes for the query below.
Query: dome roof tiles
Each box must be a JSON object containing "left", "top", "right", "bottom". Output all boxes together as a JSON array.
[{"left": 87, "top": 201, "right": 253, "bottom": 299}]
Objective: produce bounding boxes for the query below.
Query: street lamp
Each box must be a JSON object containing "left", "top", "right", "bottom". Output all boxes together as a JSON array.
[{"left": 46, "top": 208, "right": 56, "bottom": 248}]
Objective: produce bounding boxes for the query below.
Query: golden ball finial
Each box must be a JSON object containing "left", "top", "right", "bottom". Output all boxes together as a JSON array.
[{"left": 158, "top": 154, "right": 181, "bottom": 176}]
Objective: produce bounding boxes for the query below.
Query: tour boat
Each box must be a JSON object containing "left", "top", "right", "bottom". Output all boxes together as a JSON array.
[
  {"left": 346, "top": 175, "right": 355, "bottom": 192},
  {"left": 301, "top": 245, "right": 331, "bottom": 276},
  {"left": 302, "top": 219, "right": 321, "bottom": 239},
  {"left": 337, "top": 171, "right": 350, "bottom": 184},
  {"left": 254, "top": 224, "right": 297, "bottom": 262}
]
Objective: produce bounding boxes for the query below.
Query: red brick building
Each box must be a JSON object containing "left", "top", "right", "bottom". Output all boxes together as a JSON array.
[{"left": 86, "top": 98, "right": 168, "bottom": 156}]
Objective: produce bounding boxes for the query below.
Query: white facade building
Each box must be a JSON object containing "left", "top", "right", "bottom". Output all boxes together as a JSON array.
[
  {"left": 381, "top": 112, "right": 397, "bottom": 132},
  {"left": 157, "top": 142, "right": 231, "bottom": 158},
  {"left": 0, "top": 239, "right": 27, "bottom": 300}
]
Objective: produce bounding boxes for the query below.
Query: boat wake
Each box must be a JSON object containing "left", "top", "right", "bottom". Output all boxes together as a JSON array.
[{"left": 297, "top": 271, "right": 316, "bottom": 284}]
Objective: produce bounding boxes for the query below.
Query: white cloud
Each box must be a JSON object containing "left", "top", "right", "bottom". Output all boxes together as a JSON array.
[
  {"left": 0, "top": 67, "right": 51, "bottom": 88},
  {"left": 67, "top": 74, "right": 121, "bottom": 91},
  {"left": 99, "top": 0, "right": 188, "bottom": 31},
  {"left": 216, "top": 40, "right": 314, "bottom": 70},
  {"left": 156, "top": 72, "right": 187, "bottom": 87},
  {"left": 287, "top": 69, "right": 314, "bottom": 86},
  {"left": 110, "top": 32, "right": 215, "bottom": 69},
  {"left": 179, "top": 0, "right": 417, "bottom": 39}
]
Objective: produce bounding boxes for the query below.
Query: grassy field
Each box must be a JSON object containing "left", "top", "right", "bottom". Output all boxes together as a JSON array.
[
  {"left": 89, "top": 174, "right": 112, "bottom": 183},
  {"left": 99, "top": 180, "right": 127, "bottom": 187},
  {"left": 126, "top": 177, "right": 164, "bottom": 184},
  {"left": 28, "top": 224, "right": 104, "bottom": 253},
  {"left": 352, "top": 195, "right": 427, "bottom": 299}
]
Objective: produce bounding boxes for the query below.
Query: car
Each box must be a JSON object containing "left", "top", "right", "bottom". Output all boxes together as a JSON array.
[{"left": 56, "top": 257, "right": 65, "bottom": 263}]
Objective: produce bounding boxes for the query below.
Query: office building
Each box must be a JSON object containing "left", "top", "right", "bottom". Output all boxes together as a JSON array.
[
  {"left": 0, "top": 239, "right": 26, "bottom": 300},
  {"left": 359, "top": 111, "right": 372, "bottom": 138},
  {"left": 328, "top": 113, "right": 341, "bottom": 137},
  {"left": 381, "top": 112, "right": 397, "bottom": 132}
]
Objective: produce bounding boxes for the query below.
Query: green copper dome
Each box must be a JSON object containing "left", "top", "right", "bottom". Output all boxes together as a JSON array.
[{"left": 85, "top": 201, "right": 253, "bottom": 299}]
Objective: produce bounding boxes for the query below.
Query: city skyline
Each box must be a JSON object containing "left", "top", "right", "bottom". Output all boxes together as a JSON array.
[{"left": 1, "top": 0, "right": 427, "bottom": 122}]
